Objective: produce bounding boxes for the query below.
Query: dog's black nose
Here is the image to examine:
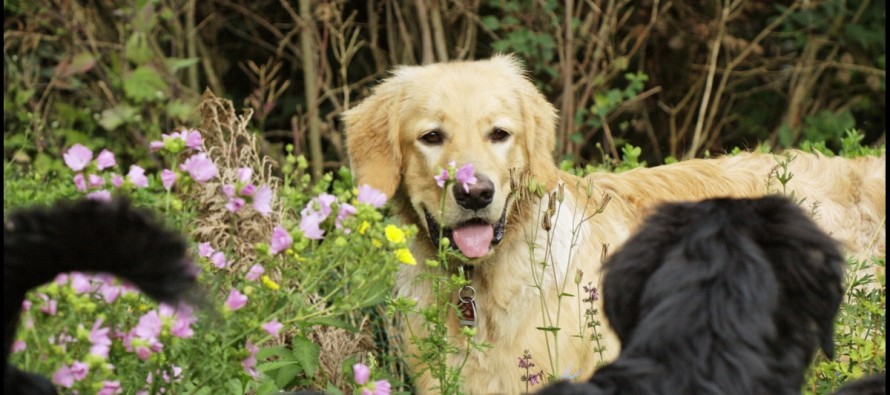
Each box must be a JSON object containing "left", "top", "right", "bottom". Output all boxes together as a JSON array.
[{"left": 454, "top": 174, "right": 494, "bottom": 210}]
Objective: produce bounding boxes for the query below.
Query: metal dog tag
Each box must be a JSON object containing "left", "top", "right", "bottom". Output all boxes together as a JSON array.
[{"left": 458, "top": 285, "right": 477, "bottom": 327}]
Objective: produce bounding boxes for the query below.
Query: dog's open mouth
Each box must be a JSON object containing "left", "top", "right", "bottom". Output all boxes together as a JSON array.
[{"left": 424, "top": 206, "right": 507, "bottom": 259}]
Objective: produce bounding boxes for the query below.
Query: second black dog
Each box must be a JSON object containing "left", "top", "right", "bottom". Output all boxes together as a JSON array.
[{"left": 538, "top": 196, "right": 846, "bottom": 395}]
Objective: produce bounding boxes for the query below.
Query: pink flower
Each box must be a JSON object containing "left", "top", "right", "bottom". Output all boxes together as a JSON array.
[
  {"left": 87, "top": 190, "right": 112, "bottom": 202},
  {"left": 111, "top": 173, "right": 124, "bottom": 188},
  {"left": 222, "top": 184, "right": 236, "bottom": 197},
  {"left": 12, "top": 340, "right": 26, "bottom": 353},
  {"left": 314, "top": 193, "right": 336, "bottom": 217},
  {"left": 73, "top": 173, "right": 87, "bottom": 192},
  {"left": 88, "top": 174, "right": 105, "bottom": 188},
  {"left": 225, "top": 288, "right": 248, "bottom": 311},
  {"left": 40, "top": 297, "right": 57, "bottom": 316},
  {"left": 185, "top": 130, "right": 204, "bottom": 150},
  {"left": 89, "top": 318, "right": 112, "bottom": 358},
  {"left": 149, "top": 140, "right": 165, "bottom": 152},
  {"left": 161, "top": 169, "right": 177, "bottom": 190},
  {"left": 240, "top": 184, "right": 256, "bottom": 197},
  {"left": 98, "top": 381, "right": 122, "bottom": 395},
  {"left": 70, "top": 272, "right": 92, "bottom": 294},
  {"left": 96, "top": 149, "right": 116, "bottom": 170},
  {"left": 180, "top": 153, "right": 218, "bottom": 183},
  {"left": 252, "top": 185, "right": 273, "bottom": 216},
  {"left": 357, "top": 184, "right": 387, "bottom": 208},
  {"left": 336, "top": 203, "right": 356, "bottom": 229},
  {"left": 225, "top": 197, "right": 246, "bottom": 212},
  {"left": 127, "top": 165, "right": 149, "bottom": 188},
  {"left": 162, "top": 303, "right": 195, "bottom": 338},
  {"left": 270, "top": 226, "right": 293, "bottom": 255},
  {"left": 434, "top": 167, "right": 450, "bottom": 188},
  {"left": 262, "top": 319, "right": 283, "bottom": 336},
  {"left": 100, "top": 283, "right": 122, "bottom": 303},
  {"left": 246, "top": 264, "right": 265, "bottom": 281},
  {"left": 242, "top": 341, "right": 259, "bottom": 379},
  {"left": 372, "top": 379, "right": 392, "bottom": 395},
  {"left": 198, "top": 242, "right": 215, "bottom": 258},
  {"left": 354, "top": 363, "right": 371, "bottom": 385},
  {"left": 237, "top": 167, "right": 253, "bottom": 183},
  {"left": 63, "top": 144, "right": 93, "bottom": 172},
  {"left": 52, "top": 363, "right": 78, "bottom": 388},
  {"left": 210, "top": 251, "right": 227, "bottom": 268},
  {"left": 455, "top": 163, "right": 477, "bottom": 193},
  {"left": 133, "top": 311, "right": 163, "bottom": 340},
  {"left": 300, "top": 211, "right": 326, "bottom": 240}
]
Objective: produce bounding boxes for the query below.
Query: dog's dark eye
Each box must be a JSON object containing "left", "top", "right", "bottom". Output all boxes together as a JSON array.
[
  {"left": 419, "top": 130, "right": 444, "bottom": 145},
  {"left": 490, "top": 128, "right": 510, "bottom": 142}
]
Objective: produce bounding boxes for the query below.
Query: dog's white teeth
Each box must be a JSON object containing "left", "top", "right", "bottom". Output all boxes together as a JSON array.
[{"left": 452, "top": 224, "right": 494, "bottom": 258}]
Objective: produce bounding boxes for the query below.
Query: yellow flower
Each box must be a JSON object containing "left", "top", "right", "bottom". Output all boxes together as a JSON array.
[
  {"left": 261, "top": 275, "right": 280, "bottom": 290},
  {"left": 372, "top": 239, "right": 382, "bottom": 248},
  {"left": 358, "top": 221, "right": 370, "bottom": 235},
  {"left": 394, "top": 248, "right": 417, "bottom": 265},
  {"left": 385, "top": 224, "right": 406, "bottom": 244}
]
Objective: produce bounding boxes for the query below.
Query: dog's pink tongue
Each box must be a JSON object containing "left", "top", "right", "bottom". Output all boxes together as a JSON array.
[{"left": 452, "top": 224, "right": 494, "bottom": 258}]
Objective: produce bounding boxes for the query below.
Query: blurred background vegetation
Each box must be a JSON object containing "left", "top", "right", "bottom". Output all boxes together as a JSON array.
[{"left": 4, "top": 0, "right": 885, "bottom": 179}]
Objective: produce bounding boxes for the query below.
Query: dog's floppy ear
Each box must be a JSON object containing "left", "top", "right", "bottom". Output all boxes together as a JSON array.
[
  {"left": 497, "top": 55, "right": 560, "bottom": 188},
  {"left": 343, "top": 77, "right": 405, "bottom": 198},
  {"left": 751, "top": 196, "right": 845, "bottom": 359},
  {"left": 601, "top": 203, "right": 690, "bottom": 344}
]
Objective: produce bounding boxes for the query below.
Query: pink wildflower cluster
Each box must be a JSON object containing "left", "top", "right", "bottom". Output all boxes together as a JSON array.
[
  {"left": 222, "top": 167, "right": 273, "bottom": 216},
  {"left": 291, "top": 184, "right": 387, "bottom": 243},
  {"left": 434, "top": 161, "right": 477, "bottom": 192},
  {"left": 149, "top": 129, "right": 204, "bottom": 153},
  {"left": 63, "top": 144, "right": 128, "bottom": 201},
  {"left": 518, "top": 349, "right": 544, "bottom": 387},
  {"left": 198, "top": 242, "right": 229, "bottom": 269},
  {"left": 123, "top": 303, "right": 196, "bottom": 361},
  {"left": 26, "top": 272, "right": 195, "bottom": 392},
  {"left": 148, "top": 129, "right": 218, "bottom": 189},
  {"left": 353, "top": 363, "right": 392, "bottom": 395}
]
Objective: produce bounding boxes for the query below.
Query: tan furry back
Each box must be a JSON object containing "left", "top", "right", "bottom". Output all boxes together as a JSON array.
[{"left": 588, "top": 150, "right": 886, "bottom": 261}]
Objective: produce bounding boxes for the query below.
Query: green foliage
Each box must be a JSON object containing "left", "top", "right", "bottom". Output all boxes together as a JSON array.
[{"left": 805, "top": 258, "right": 886, "bottom": 394}]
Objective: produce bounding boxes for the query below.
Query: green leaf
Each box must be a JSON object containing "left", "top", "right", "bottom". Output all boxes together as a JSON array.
[
  {"left": 536, "top": 326, "right": 561, "bottom": 333},
  {"left": 98, "top": 104, "right": 138, "bottom": 131},
  {"left": 124, "top": 66, "right": 168, "bottom": 103},
  {"left": 225, "top": 378, "right": 243, "bottom": 395},
  {"left": 257, "top": 345, "right": 291, "bottom": 360},
  {"left": 125, "top": 32, "right": 154, "bottom": 65},
  {"left": 257, "top": 360, "right": 299, "bottom": 372},
  {"left": 481, "top": 15, "right": 500, "bottom": 30},
  {"left": 55, "top": 52, "right": 96, "bottom": 78},
  {"left": 291, "top": 336, "right": 321, "bottom": 376},
  {"left": 167, "top": 99, "right": 194, "bottom": 121},
  {"left": 165, "top": 57, "right": 200, "bottom": 72},
  {"left": 275, "top": 363, "right": 301, "bottom": 388},
  {"left": 325, "top": 382, "right": 345, "bottom": 395}
]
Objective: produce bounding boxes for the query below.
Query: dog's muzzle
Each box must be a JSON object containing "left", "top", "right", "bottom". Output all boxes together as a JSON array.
[{"left": 424, "top": 204, "right": 508, "bottom": 259}]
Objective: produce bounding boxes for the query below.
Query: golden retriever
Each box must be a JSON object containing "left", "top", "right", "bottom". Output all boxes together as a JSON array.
[{"left": 343, "top": 55, "right": 885, "bottom": 394}]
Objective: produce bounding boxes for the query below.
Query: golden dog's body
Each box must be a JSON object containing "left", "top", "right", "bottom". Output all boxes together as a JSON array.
[{"left": 343, "top": 55, "right": 885, "bottom": 394}]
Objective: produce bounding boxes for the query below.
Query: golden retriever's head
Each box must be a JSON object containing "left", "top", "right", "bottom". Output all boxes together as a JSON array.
[{"left": 344, "top": 55, "right": 558, "bottom": 261}]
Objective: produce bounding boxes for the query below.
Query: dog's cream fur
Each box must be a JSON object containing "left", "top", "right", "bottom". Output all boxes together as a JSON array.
[{"left": 343, "top": 55, "right": 886, "bottom": 394}]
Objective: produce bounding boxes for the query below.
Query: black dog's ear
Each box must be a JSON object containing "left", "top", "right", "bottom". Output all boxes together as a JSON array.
[
  {"left": 749, "top": 196, "right": 846, "bottom": 359},
  {"left": 602, "top": 203, "right": 693, "bottom": 344}
]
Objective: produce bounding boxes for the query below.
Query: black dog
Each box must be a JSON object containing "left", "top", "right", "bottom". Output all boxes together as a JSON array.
[
  {"left": 4, "top": 198, "right": 198, "bottom": 395},
  {"left": 538, "top": 196, "right": 848, "bottom": 395}
]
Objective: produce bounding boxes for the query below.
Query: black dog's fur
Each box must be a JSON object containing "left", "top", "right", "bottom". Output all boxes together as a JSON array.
[
  {"left": 4, "top": 198, "right": 198, "bottom": 394},
  {"left": 538, "top": 196, "right": 849, "bottom": 395}
]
